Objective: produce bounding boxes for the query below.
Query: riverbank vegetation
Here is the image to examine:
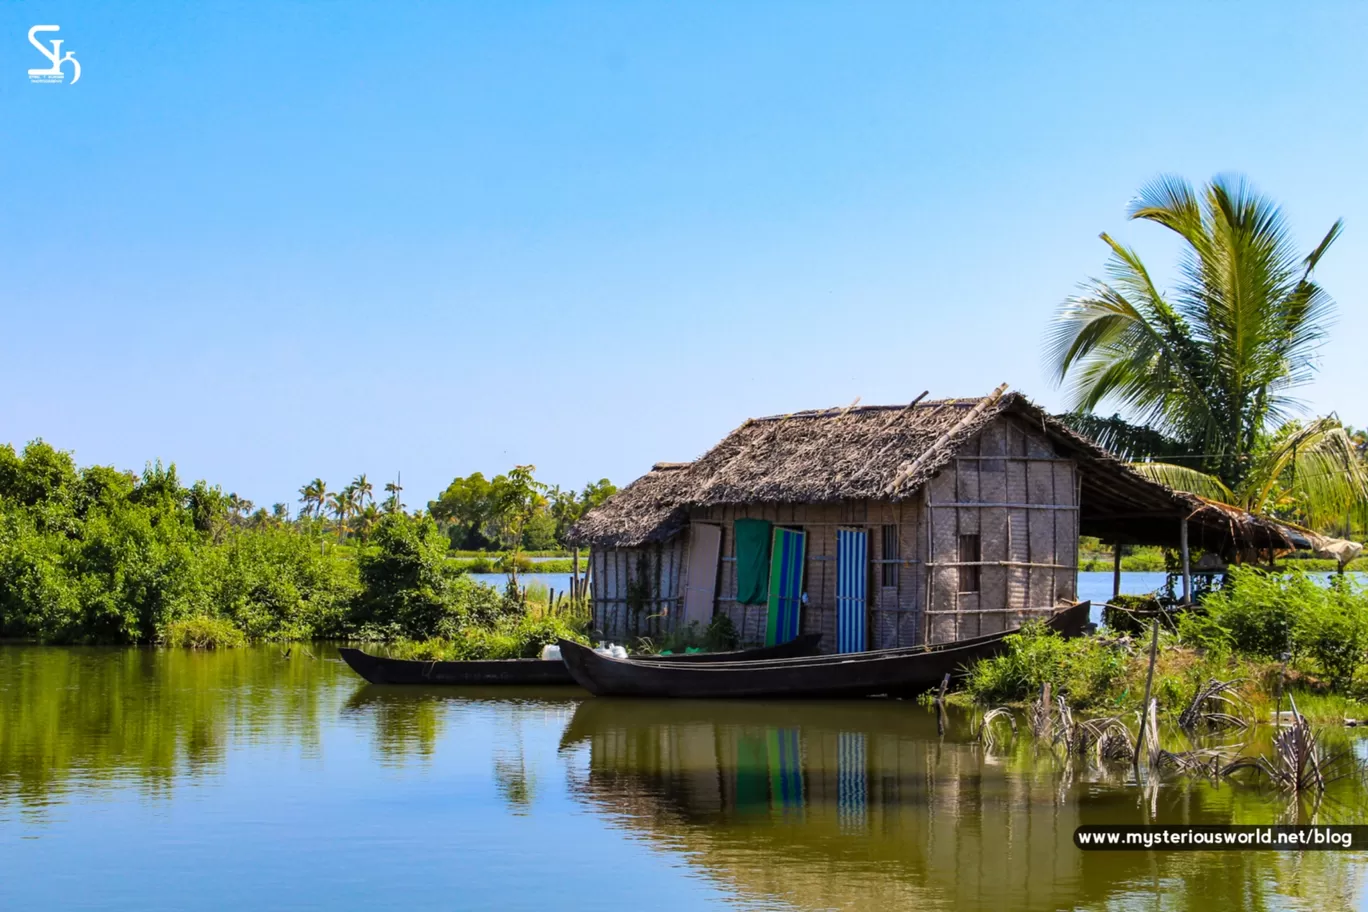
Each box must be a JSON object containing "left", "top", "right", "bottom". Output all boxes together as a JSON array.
[
  {"left": 961, "top": 569, "right": 1368, "bottom": 726},
  {"left": 0, "top": 441, "right": 588, "bottom": 655}
]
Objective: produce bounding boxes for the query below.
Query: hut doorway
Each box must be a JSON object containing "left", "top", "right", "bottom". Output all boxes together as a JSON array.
[
  {"left": 682, "top": 523, "right": 722, "bottom": 629},
  {"left": 836, "top": 528, "right": 868, "bottom": 653}
]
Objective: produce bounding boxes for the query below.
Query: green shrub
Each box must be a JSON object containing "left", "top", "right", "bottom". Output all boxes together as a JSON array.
[
  {"left": 1101, "top": 594, "right": 1164, "bottom": 636},
  {"left": 391, "top": 614, "right": 586, "bottom": 661},
  {"left": 1294, "top": 577, "right": 1368, "bottom": 688},
  {"left": 1196, "top": 569, "right": 1300, "bottom": 658},
  {"left": 1188, "top": 568, "right": 1368, "bottom": 687},
  {"left": 159, "top": 615, "right": 247, "bottom": 649},
  {"left": 965, "top": 623, "right": 1128, "bottom": 709}
]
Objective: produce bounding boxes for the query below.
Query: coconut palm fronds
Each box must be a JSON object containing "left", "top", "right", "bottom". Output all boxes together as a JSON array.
[
  {"left": 1178, "top": 678, "right": 1250, "bottom": 732},
  {"left": 978, "top": 707, "right": 1018, "bottom": 750}
]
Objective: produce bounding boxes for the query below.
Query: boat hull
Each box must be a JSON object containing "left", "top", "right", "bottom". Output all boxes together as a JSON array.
[
  {"left": 557, "top": 602, "right": 1091, "bottom": 699},
  {"left": 337, "top": 633, "right": 823, "bottom": 686}
]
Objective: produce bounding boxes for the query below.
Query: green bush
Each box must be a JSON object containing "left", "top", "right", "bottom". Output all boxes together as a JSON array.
[
  {"left": 965, "top": 623, "right": 1128, "bottom": 709},
  {"left": 1185, "top": 568, "right": 1368, "bottom": 688},
  {"left": 159, "top": 615, "right": 247, "bottom": 649},
  {"left": 391, "top": 614, "right": 586, "bottom": 661}
]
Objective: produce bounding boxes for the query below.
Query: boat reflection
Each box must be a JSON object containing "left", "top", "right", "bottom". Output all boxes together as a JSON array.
[{"left": 561, "top": 699, "right": 1367, "bottom": 912}]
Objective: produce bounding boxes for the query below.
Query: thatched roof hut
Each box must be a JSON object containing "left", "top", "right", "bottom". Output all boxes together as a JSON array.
[
  {"left": 569, "top": 387, "right": 1297, "bottom": 650},
  {"left": 569, "top": 389, "right": 1290, "bottom": 553}
]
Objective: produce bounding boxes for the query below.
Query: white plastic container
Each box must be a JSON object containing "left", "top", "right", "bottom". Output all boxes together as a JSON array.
[{"left": 540, "top": 644, "right": 562, "bottom": 661}]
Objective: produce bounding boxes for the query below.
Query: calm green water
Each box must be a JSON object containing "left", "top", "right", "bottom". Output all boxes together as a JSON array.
[{"left": 1, "top": 645, "right": 1365, "bottom": 911}]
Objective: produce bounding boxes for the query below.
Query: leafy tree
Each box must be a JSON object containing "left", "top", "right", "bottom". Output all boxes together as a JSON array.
[
  {"left": 430, "top": 471, "right": 497, "bottom": 549},
  {"left": 1050, "top": 175, "right": 1367, "bottom": 527},
  {"left": 490, "top": 465, "right": 546, "bottom": 586},
  {"left": 353, "top": 513, "right": 459, "bottom": 639},
  {"left": 187, "top": 481, "right": 229, "bottom": 538},
  {"left": 580, "top": 478, "right": 617, "bottom": 511}
]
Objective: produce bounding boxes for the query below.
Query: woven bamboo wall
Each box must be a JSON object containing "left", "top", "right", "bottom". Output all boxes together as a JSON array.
[
  {"left": 590, "top": 538, "right": 687, "bottom": 642},
  {"left": 924, "top": 415, "right": 1079, "bottom": 643}
]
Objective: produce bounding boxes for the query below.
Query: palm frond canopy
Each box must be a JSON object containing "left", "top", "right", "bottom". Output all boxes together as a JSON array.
[{"left": 1049, "top": 174, "right": 1341, "bottom": 489}]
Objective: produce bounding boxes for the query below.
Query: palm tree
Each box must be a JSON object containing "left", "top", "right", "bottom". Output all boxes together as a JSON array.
[
  {"left": 328, "top": 487, "right": 355, "bottom": 542},
  {"left": 384, "top": 478, "right": 403, "bottom": 514},
  {"left": 353, "top": 473, "right": 373, "bottom": 508},
  {"left": 1049, "top": 175, "right": 1367, "bottom": 528},
  {"left": 356, "top": 502, "right": 381, "bottom": 542},
  {"left": 299, "top": 478, "right": 327, "bottom": 520},
  {"left": 227, "top": 493, "right": 254, "bottom": 523}
]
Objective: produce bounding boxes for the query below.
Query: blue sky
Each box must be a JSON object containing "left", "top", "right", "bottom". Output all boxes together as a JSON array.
[{"left": 3, "top": 2, "right": 1366, "bottom": 510}]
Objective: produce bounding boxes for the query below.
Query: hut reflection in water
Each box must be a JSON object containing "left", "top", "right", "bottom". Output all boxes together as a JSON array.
[{"left": 560, "top": 699, "right": 1364, "bottom": 912}]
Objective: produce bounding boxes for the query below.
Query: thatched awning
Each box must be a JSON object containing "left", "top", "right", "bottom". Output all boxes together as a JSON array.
[{"left": 568, "top": 387, "right": 1297, "bottom": 556}]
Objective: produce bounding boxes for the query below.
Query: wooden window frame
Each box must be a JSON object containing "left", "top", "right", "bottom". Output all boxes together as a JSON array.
[
  {"left": 880, "top": 525, "right": 899, "bottom": 588},
  {"left": 958, "top": 533, "right": 981, "bottom": 593}
]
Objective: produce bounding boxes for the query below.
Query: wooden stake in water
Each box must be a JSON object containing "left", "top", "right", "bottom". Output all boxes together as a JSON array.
[
  {"left": 935, "top": 672, "right": 950, "bottom": 736},
  {"left": 1134, "top": 619, "right": 1160, "bottom": 773}
]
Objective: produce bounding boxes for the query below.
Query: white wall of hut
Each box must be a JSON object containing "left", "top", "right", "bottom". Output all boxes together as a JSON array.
[{"left": 589, "top": 414, "right": 1080, "bottom": 650}]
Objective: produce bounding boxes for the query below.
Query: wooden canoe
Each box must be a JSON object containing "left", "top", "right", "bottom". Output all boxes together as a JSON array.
[
  {"left": 557, "top": 601, "right": 1091, "bottom": 699},
  {"left": 337, "top": 633, "right": 823, "bottom": 686}
]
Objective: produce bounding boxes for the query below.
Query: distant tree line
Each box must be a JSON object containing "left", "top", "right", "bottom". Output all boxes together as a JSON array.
[{"left": 0, "top": 439, "right": 611, "bottom": 646}]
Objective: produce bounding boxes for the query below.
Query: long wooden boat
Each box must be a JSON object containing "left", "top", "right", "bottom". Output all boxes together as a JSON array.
[
  {"left": 337, "top": 633, "right": 823, "bottom": 686},
  {"left": 557, "top": 601, "right": 1091, "bottom": 699}
]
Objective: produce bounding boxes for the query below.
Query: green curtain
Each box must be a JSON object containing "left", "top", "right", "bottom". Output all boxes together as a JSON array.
[{"left": 734, "top": 518, "right": 773, "bottom": 605}]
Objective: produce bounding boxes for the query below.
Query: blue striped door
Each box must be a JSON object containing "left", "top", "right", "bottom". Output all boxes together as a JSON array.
[{"left": 836, "top": 528, "right": 868, "bottom": 653}]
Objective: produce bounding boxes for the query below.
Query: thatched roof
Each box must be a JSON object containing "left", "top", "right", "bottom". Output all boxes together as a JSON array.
[
  {"left": 567, "top": 387, "right": 1296, "bottom": 553},
  {"left": 566, "top": 462, "right": 692, "bottom": 548}
]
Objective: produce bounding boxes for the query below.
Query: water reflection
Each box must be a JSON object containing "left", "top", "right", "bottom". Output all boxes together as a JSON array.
[
  {"left": 0, "top": 645, "right": 336, "bottom": 808},
  {"left": 3, "top": 645, "right": 1365, "bottom": 911},
  {"left": 561, "top": 699, "right": 1368, "bottom": 911}
]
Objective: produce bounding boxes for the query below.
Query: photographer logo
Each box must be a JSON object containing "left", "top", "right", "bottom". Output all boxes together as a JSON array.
[{"left": 28, "top": 25, "right": 80, "bottom": 84}]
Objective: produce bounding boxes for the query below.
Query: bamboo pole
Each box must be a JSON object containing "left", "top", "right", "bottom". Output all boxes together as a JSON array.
[{"left": 1133, "top": 619, "right": 1160, "bottom": 774}]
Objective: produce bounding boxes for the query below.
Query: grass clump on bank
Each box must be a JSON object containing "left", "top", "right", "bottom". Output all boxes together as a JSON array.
[
  {"left": 965, "top": 622, "right": 1128, "bottom": 709},
  {"left": 158, "top": 615, "right": 247, "bottom": 649}
]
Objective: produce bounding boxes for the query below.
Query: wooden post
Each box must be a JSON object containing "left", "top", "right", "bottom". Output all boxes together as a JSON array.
[
  {"left": 1133, "top": 619, "right": 1160, "bottom": 773},
  {"left": 573, "top": 546, "right": 581, "bottom": 594},
  {"left": 1112, "top": 545, "right": 1122, "bottom": 600},
  {"left": 1179, "top": 519, "right": 1192, "bottom": 605},
  {"left": 935, "top": 672, "right": 950, "bottom": 736}
]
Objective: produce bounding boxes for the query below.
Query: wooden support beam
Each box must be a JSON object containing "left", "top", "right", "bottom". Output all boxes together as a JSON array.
[
  {"left": 927, "top": 502, "right": 1080, "bottom": 511},
  {"left": 1180, "top": 519, "right": 1192, "bottom": 605},
  {"left": 1112, "top": 546, "right": 1122, "bottom": 600}
]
